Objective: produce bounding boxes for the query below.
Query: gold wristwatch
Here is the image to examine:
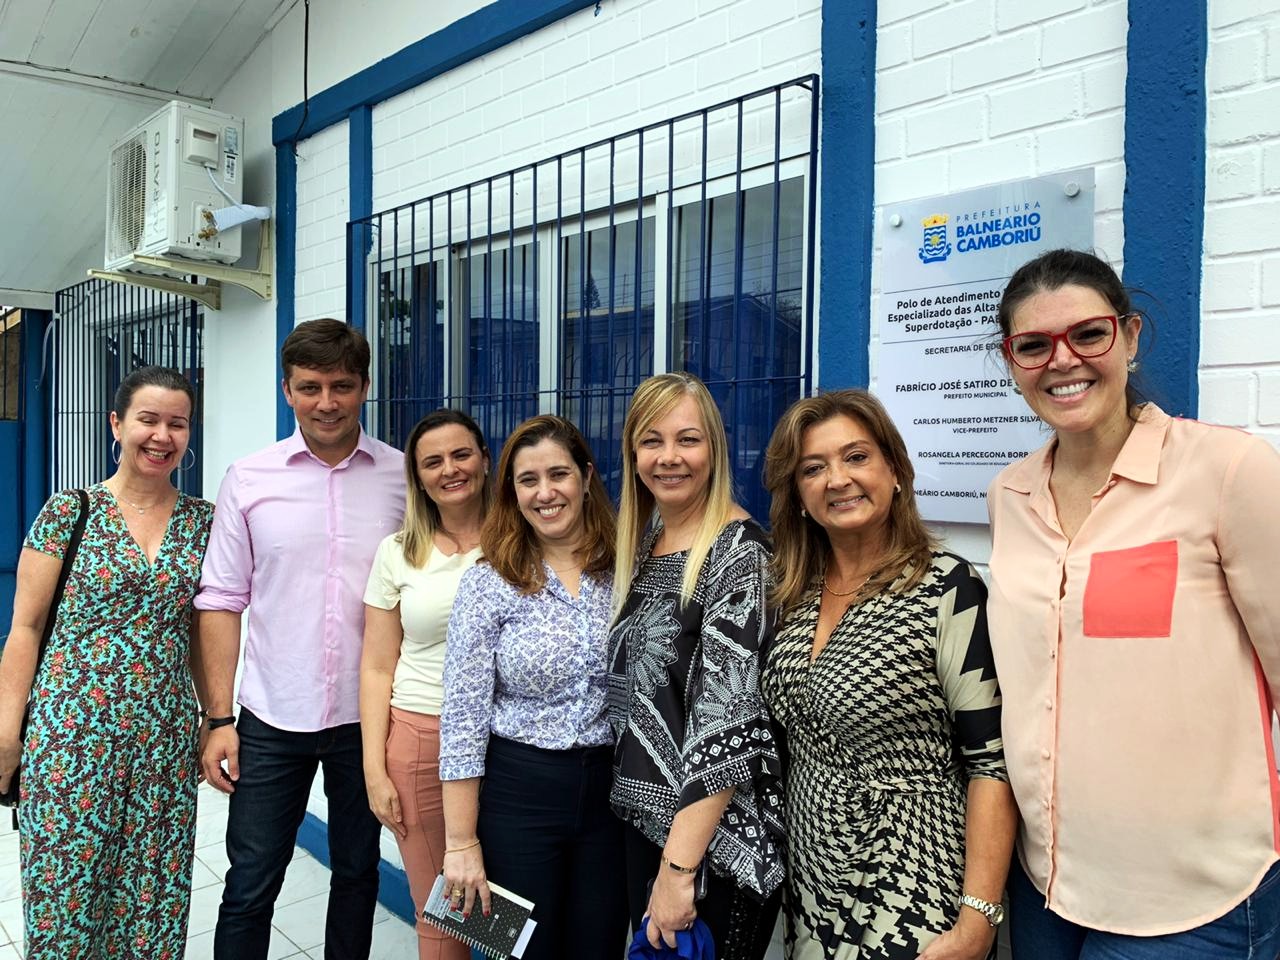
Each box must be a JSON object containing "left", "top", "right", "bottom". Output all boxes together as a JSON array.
[{"left": 959, "top": 893, "right": 1006, "bottom": 927}]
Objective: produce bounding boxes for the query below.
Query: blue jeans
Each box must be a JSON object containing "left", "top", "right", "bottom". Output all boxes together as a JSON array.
[
  {"left": 213, "top": 708, "right": 382, "bottom": 960},
  {"left": 1008, "top": 856, "right": 1280, "bottom": 959}
]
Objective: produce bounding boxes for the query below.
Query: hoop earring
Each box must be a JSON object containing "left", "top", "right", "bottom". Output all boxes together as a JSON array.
[
  {"left": 179, "top": 448, "right": 197, "bottom": 472},
  {"left": 800, "top": 507, "right": 807, "bottom": 518},
  {"left": 1126, "top": 357, "right": 1138, "bottom": 374},
  {"left": 111, "top": 440, "right": 122, "bottom": 465},
  {"left": 894, "top": 483, "right": 902, "bottom": 494}
]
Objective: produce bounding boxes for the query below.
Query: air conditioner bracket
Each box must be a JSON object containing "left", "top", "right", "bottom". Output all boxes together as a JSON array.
[{"left": 87, "top": 219, "right": 274, "bottom": 310}]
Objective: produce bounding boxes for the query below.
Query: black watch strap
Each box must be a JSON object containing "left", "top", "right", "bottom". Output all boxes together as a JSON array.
[{"left": 207, "top": 715, "right": 236, "bottom": 730}]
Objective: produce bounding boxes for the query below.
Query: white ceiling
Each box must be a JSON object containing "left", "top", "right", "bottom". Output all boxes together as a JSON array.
[{"left": 0, "top": 0, "right": 295, "bottom": 305}]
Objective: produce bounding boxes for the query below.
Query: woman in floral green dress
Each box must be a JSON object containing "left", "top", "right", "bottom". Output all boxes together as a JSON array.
[{"left": 0, "top": 366, "right": 214, "bottom": 959}]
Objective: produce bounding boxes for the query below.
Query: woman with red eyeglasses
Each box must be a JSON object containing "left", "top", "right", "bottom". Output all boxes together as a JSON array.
[{"left": 988, "top": 249, "right": 1280, "bottom": 959}]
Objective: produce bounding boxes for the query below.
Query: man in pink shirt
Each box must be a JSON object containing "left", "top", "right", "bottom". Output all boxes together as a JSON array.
[{"left": 194, "top": 319, "right": 405, "bottom": 960}]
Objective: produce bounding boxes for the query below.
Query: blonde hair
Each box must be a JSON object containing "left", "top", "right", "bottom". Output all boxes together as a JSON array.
[
  {"left": 483, "top": 415, "right": 616, "bottom": 594},
  {"left": 614, "top": 372, "right": 737, "bottom": 614},
  {"left": 398, "top": 409, "right": 492, "bottom": 568},
  {"left": 763, "top": 389, "right": 937, "bottom": 615}
]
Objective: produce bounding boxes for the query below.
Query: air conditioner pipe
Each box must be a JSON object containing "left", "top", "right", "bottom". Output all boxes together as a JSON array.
[{"left": 198, "top": 204, "right": 271, "bottom": 239}]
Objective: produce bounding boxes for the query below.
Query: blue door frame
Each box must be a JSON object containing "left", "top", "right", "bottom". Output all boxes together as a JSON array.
[{"left": 0, "top": 309, "right": 50, "bottom": 642}]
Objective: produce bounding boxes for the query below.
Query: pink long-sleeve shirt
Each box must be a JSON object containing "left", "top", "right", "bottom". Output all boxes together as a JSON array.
[
  {"left": 195, "top": 428, "right": 404, "bottom": 732},
  {"left": 987, "top": 404, "right": 1280, "bottom": 935}
]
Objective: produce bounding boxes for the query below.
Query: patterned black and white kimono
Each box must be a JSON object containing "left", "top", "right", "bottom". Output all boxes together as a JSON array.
[{"left": 608, "top": 519, "right": 787, "bottom": 906}]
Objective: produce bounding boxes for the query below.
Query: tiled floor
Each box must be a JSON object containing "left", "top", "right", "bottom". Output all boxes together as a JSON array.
[
  {"left": 0, "top": 782, "right": 418, "bottom": 959},
  {"left": 0, "top": 786, "right": 1004, "bottom": 960}
]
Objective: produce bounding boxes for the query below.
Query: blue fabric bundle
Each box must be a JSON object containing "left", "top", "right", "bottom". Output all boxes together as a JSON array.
[{"left": 626, "top": 918, "right": 716, "bottom": 959}]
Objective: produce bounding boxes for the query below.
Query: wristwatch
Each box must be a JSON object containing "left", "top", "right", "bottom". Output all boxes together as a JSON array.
[{"left": 959, "top": 893, "right": 1006, "bottom": 927}]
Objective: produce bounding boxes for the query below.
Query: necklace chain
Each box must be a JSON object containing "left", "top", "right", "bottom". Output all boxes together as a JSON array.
[
  {"left": 111, "top": 486, "right": 170, "bottom": 514},
  {"left": 821, "top": 571, "right": 874, "bottom": 597}
]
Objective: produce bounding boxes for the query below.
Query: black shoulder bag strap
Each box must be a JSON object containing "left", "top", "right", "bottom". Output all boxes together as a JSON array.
[{"left": 37, "top": 489, "right": 91, "bottom": 659}]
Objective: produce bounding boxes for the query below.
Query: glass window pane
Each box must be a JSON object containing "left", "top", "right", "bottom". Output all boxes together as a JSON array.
[
  {"left": 464, "top": 241, "right": 539, "bottom": 453},
  {"left": 671, "top": 177, "right": 805, "bottom": 522},
  {"left": 560, "top": 217, "right": 654, "bottom": 494},
  {"left": 374, "top": 261, "right": 445, "bottom": 447}
]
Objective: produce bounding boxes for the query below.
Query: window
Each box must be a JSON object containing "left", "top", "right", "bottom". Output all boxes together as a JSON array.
[
  {"left": 463, "top": 238, "right": 540, "bottom": 445},
  {"left": 372, "top": 261, "right": 445, "bottom": 448},
  {"left": 361, "top": 77, "right": 817, "bottom": 520},
  {"left": 562, "top": 215, "right": 655, "bottom": 490},
  {"left": 673, "top": 178, "right": 806, "bottom": 508},
  {"left": 51, "top": 279, "right": 204, "bottom": 495}
]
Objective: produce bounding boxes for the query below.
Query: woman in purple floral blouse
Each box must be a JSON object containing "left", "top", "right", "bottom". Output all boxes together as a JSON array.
[
  {"left": 0, "top": 366, "right": 214, "bottom": 959},
  {"left": 438, "top": 415, "right": 627, "bottom": 960}
]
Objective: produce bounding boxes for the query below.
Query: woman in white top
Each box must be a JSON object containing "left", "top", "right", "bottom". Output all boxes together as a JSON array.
[{"left": 360, "top": 409, "right": 491, "bottom": 960}]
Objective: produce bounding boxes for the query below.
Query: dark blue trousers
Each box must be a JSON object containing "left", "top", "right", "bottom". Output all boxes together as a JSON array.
[
  {"left": 476, "top": 735, "right": 627, "bottom": 960},
  {"left": 213, "top": 708, "right": 382, "bottom": 960}
]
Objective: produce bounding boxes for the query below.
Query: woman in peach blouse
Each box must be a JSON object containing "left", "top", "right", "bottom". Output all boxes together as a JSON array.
[{"left": 987, "top": 249, "right": 1280, "bottom": 959}]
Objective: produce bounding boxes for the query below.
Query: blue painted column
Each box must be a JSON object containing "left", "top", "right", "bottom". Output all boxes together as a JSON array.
[
  {"left": 275, "top": 144, "right": 298, "bottom": 440},
  {"left": 1122, "top": 0, "right": 1206, "bottom": 417},
  {"left": 348, "top": 106, "right": 374, "bottom": 331},
  {"left": 0, "top": 309, "right": 50, "bottom": 640},
  {"left": 0, "top": 414, "right": 19, "bottom": 637},
  {"left": 21, "top": 309, "right": 49, "bottom": 525},
  {"left": 818, "top": 0, "right": 877, "bottom": 391}
]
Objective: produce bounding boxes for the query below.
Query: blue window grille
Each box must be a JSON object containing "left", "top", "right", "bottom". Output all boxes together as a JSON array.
[
  {"left": 354, "top": 76, "right": 818, "bottom": 521},
  {"left": 51, "top": 279, "right": 204, "bottom": 496}
]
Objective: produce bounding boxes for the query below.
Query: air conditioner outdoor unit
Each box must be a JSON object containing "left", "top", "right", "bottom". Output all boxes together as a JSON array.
[{"left": 104, "top": 101, "right": 245, "bottom": 273}]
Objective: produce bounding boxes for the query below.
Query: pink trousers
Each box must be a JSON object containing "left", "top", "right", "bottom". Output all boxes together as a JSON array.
[{"left": 385, "top": 707, "right": 471, "bottom": 960}]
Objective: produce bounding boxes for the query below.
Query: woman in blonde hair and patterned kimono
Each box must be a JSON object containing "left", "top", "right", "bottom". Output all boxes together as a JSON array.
[{"left": 608, "top": 372, "right": 785, "bottom": 960}]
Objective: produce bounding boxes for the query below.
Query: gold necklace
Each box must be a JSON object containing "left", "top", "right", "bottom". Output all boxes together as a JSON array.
[
  {"left": 821, "top": 572, "right": 873, "bottom": 597},
  {"left": 112, "top": 486, "right": 171, "bottom": 514}
]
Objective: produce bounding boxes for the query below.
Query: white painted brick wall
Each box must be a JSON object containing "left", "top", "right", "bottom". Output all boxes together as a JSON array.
[
  {"left": 875, "top": 0, "right": 1126, "bottom": 237},
  {"left": 1200, "top": 2, "right": 1280, "bottom": 446},
  {"left": 871, "top": 0, "right": 1129, "bottom": 562},
  {"left": 1259, "top": 371, "right": 1280, "bottom": 424},
  {"left": 294, "top": 120, "right": 350, "bottom": 324},
  {"left": 370, "top": 0, "right": 822, "bottom": 216}
]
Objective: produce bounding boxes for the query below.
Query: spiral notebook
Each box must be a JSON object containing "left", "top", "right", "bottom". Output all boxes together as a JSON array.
[{"left": 422, "top": 873, "right": 537, "bottom": 959}]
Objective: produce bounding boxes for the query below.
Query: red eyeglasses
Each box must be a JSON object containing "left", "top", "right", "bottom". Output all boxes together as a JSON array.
[{"left": 1002, "top": 315, "right": 1120, "bottom": 370}]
